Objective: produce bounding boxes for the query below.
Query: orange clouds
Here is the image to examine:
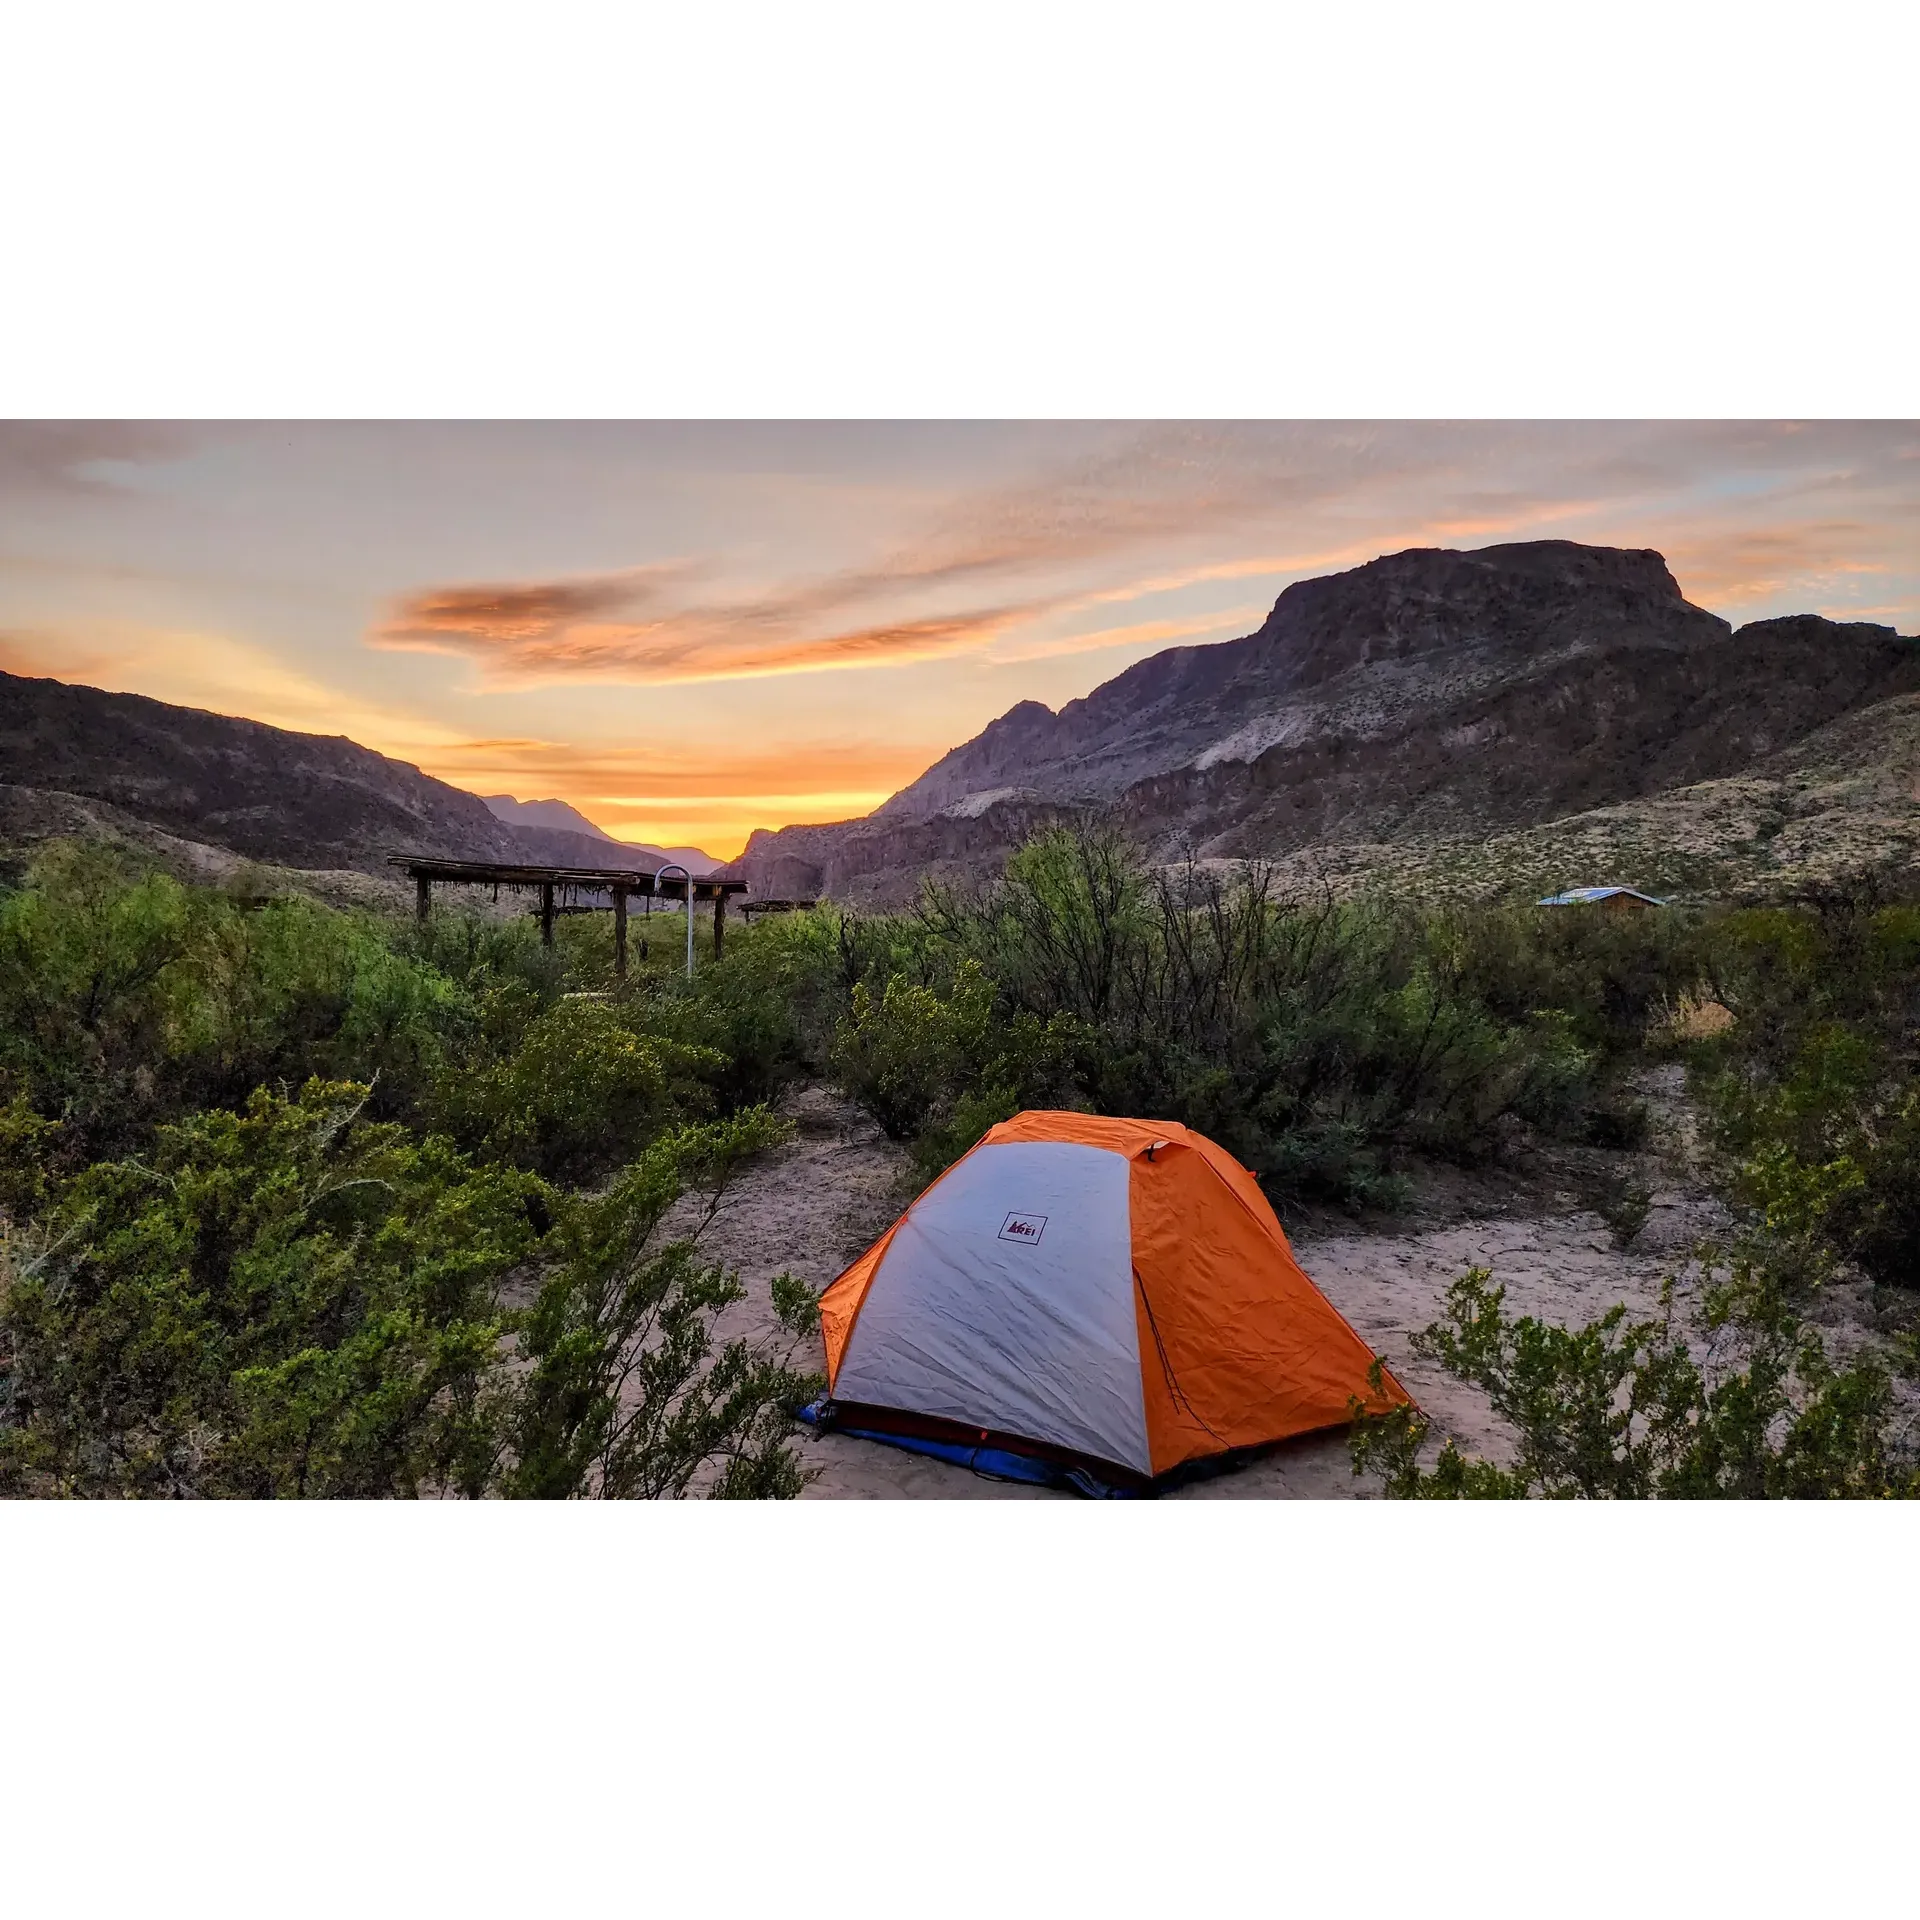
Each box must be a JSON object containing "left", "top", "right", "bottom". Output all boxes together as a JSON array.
[
  {"left": 381, "top": 572, "right": 661, "bottom": 647},
  {"left": 372, "top": 566, "right": 1051, "bottom": 685},
  {"left": 362, "top": 425, "right": 1341, "bottom": 687}
]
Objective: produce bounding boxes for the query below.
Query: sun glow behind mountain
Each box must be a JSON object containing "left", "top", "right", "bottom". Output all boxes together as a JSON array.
[{"left": 2, "top": 421, "right": 1915, "bottom": 857}]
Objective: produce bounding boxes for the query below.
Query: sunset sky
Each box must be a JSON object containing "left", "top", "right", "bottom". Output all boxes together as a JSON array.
[{"left": 2, "top": 420, "right": 1915, "bottom": 859}]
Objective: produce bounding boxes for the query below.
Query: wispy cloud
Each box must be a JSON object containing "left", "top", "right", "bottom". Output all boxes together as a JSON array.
[
  {"left": 987, "top": 606, "right": 1270, "bottom": 666},
  {"left": 1658, "top": 520, "right": 1894, "bottom": 611},
  {"left": 364, "top": 425, "right": 1329, "bottom": 685},
  {"left": 0, "top": 422, "right": 193, "bottom": 494},
  {"left": 369, "top": 429, "right": 1769, "bottom": 690},
  {"left": 372, "top": 576, "right": 1054, "bottom": 684}
]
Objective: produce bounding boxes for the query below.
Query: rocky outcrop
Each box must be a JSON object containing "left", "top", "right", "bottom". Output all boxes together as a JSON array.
[{"left": 733, "top": 541, "right": 1920, "bottom": 905}]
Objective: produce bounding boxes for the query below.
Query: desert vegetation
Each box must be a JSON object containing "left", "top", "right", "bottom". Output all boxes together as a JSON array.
[{"left": 2, "top": 829, "right": 1915, "bottom": 1497}]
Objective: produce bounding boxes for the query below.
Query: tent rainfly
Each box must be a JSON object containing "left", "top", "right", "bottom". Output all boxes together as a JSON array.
[{"left": 801, "top": 1111, "right": 1411, "bottom": 1495}]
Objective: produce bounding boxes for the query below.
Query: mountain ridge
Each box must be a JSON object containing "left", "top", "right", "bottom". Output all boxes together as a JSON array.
[
  {"left": 5, "top": 540, "right": 1913, "bottom": 910},
  {"left": 0, "top": 669, "right": 718, "bottom": 878},
  {"left": 729, "top": 540, "right": 1919, "bottom": 904}
]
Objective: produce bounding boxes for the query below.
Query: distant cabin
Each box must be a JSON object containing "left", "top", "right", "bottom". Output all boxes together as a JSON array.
[{"left": 1536, "top": 886, "right": 1666, "bottom": 911}]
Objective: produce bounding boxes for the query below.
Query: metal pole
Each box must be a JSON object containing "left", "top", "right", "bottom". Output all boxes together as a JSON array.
[{"left": 654, "top": 864, "right": 693, "bottom": 980}]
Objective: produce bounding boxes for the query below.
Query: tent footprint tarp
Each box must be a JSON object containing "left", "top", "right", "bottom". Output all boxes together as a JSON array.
[{"left": 810, "top": 1111, "right": 1411, "bottom": 1493}]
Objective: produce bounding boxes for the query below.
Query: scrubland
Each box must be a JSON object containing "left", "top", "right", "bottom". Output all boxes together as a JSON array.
[{"left": 3, "top": 828, "right": 1916, "bottom": 1497}]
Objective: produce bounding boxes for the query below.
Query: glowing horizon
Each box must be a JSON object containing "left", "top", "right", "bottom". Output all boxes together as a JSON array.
[{"left": 2, "top": 421, "right": 1915, "bottom": 859}]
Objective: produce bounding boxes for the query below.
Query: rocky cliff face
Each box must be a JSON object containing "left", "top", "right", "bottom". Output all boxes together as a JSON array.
[{"left": 730, "top": 541, "right": 1920, "bottom": 905}]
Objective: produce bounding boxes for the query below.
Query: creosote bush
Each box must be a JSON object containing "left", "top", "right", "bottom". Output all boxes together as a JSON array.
[
  {"left": 830, "top": 828, "right": 1629, "bottom": 1205},
  {"left": 1349, "top": 1247, "right": 1916, "bottom": 1499},
  {"left": 0, "top": 1079, "right": 818, "bottom": 1498},
  {"left": 0, "top": 846, "right": 829, "bottom": 1498},
  {"left": 830, "top": 958, "right": 1076, "bottom": 1177},
  {"left": 1692, "top": 886, "right": 1920, "bottom": 1287}
]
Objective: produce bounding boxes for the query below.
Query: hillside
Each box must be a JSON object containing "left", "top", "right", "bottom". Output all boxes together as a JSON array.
[
  {"left": 0, "top": 669, "right": 716, "bottom": 878},
  {"left": 481, "top": 793, "right": 716, "bottom": 873},
  {"left": 482, "top": 793, "right": 620, "bottom": 841},
  {"left": 730, "top": 541, "right": 1920, "bottom": 904}
]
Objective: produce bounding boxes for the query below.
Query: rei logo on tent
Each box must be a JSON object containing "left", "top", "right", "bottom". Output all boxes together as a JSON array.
[{"left": 998, "top": 1211, "right": 1048, "bottom": 1245}]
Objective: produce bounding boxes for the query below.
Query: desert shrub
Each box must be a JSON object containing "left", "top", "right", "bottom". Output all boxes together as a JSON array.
[
  {"left": 0, "top": 1097, "right": 61, "bottom": 1227},
  {"left": 655, "top": 908, "right": 844, "bottom": 1110},
  {"left": 1711, "top": 1032, "right": 1920, "bottom": 1288},
  {"left": 0, "top": 845, "right": 203, "bottom": 1154},
  {"left": 1691, "top": 888, "right": 1920, "bottom": 1286},
  {"left": 505, "top": 1107, "right": 822, "bottom": 1499},
  {"left": 0, "top": 849, "right": 833, "bottom": 1498},
  {"left": 430, "top": 993, "right": 724, "bottom": 1183},
  {"left": 403, "top": 903, "right": 569, "bottom": 1002},
  {"left": 1436, "top": 899, "right": 1701, "bottom": 1059},
  {"left": 829, "top": 958, "right": 1077, "bottom": 1176},
  {"left": 0, "top": 1079, "right": 542, "bottom": 1497},
  {"left": 0, "top": 846, "right": 471, "bottom": 1156},
  {"left": 171, "top": 894, "right": 470, "bottom": 1118},
  {"left": 1349, "top": 1249, "right": 1915, "bottom": 1499},
  {"left": 0, "top": 1081, "right": 817, "bottom": 1499},
  {"left": 901, "top": 829, "right": 1608, "bottom": 1205}
]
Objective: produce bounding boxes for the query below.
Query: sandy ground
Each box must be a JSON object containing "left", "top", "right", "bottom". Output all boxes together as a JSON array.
[{"left": 682, "top": 1075, "right": 1907, "bottom": 1499}]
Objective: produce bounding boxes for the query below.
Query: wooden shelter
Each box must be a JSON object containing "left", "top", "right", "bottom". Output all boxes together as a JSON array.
[{"left": 390, "top": 856, "right": 747, "bottom": 976}]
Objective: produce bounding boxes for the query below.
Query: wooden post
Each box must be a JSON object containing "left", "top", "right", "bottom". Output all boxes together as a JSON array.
[
  {"left": 712, "top": 888, "right": 726, "bottom": 960},
  {"left": 416, "top": 873, "right": 430, "bottom": 922},
  {"left": 613, "top": 886, "right": 628, "bottom": 978},
  {"left": 540, "top": 880, "right": 555, "bottom": 947}
]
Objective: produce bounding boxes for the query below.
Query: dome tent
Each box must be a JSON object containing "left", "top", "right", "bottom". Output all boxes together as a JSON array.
[{"left": 804, "top": 1111, "right": 1411, "bottom": 1495}]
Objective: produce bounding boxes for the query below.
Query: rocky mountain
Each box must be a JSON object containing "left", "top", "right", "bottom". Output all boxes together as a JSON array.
[
  {"left": 483, "top": 794, "right": 716, "bottom": 873},
  {"left": 482, "top": 793, "right": 620, "bottom": 841},
  {"left": 0, "top": 670, "right": 715, "bottom": 878},
  {"left": 730, "top": 541, "right": 1920, "bottom": 904}
]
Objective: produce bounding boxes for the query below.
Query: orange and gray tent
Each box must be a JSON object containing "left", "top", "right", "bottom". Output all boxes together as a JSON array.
[{"left": 804, "top": 1111, "right": 1411, "bottom": 1494}]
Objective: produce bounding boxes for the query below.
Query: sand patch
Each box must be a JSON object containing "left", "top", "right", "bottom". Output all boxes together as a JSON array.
[{"left": 679, "top": 1077, "right": 1907, "bottom": 1499}]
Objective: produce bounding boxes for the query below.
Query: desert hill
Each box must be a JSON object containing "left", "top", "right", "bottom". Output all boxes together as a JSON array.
[
  {"left": 480, "top": 793, "right": 714, "bottom": 872},
  {"left": 730, "top": 541, "right": 1920, "bottom": 905},
  {"left": 0, "top": 669, "right": 715, "bottom": 881}
]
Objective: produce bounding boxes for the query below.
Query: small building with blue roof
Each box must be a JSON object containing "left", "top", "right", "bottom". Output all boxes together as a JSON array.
[{"left": 1536, "top": 886, "right": 1667, "bottom": 910}]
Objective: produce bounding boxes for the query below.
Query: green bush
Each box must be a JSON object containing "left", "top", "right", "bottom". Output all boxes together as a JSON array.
[
  {"left": 0, "top": 846, "right": 471, "bottom": 1157},
  {"left": 660, "top": 908, "right": 843, "bottom": 1110},
  {"left": 830, "top": 958, "right": 1077, "bottom": 1176},
  {"left": 1691, "top": 888, "right": 1920, "bottom": 1287},
  {"left": 429, "top": 993, "right": 723, "bottom": 1183},
  {"left": 900, "top": 829, "right": 1613, "bottom": 1205},
  {"left": 1350, "top": 1249, "right": 1915, "bottom": 1499},
  {"left": 505, "top": 1107, "right": 821, "bottom": 1499},
  {"left": 0, "top": 1078, "right": 542, "bottom": 1497},
  {"left": 0, "top": 1080, "right": 817, "bottom": 1498}
]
